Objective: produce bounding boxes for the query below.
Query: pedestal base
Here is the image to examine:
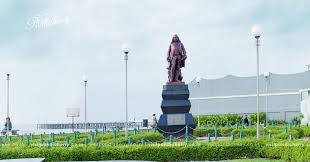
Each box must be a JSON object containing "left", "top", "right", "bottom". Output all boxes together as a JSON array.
[
  {"left": 157, "top": 84, "right": 196, "bottom": 138},
  {"left": 157, "top": 113, "right": 195, "bottom": 138}
]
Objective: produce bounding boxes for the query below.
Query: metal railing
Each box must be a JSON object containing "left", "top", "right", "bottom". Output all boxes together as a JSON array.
[{"left": 37, "top": 122, "right": 145, "bottom": 130}]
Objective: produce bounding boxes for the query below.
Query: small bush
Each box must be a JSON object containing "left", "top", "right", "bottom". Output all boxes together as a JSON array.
[{"left": 193, "top": 127, "right": 214, "bottom": 137}]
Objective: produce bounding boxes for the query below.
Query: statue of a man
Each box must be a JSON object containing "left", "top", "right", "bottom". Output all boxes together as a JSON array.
[{"left": 167, "top": 34, "right": 187, "bottom": 83}]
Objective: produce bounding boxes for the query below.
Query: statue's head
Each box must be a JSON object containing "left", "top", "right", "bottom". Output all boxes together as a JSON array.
[{"left": 171, "top": 34, "right": 180, "bottom": 43}]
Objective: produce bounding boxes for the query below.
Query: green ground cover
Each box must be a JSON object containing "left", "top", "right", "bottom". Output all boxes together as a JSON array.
[{"left": 0, "top": 125, "right": 308, "bottom": 161}]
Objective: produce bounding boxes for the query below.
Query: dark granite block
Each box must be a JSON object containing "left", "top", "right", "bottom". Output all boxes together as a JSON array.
[
  {"left": 162, "top": 89, "right": 190, "bottom": 100},
  {"left": 161, "top": 100, "right": 191, "bottom": 113},
  {"left": 163, "top": 84, "right": 188, "bottom": 91}
]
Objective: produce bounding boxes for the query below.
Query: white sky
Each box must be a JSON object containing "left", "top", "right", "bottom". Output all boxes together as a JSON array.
[{"left": 0, "top": 0, "right": 310, "bottom": 126}]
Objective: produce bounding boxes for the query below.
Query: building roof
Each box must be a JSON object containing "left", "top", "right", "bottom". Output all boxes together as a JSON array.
[{"left": 189, "top": 70, "right": 310, "bottom": 98}]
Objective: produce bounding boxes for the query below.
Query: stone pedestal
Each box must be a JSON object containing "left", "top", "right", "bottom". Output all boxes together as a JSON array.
[{"left": 157, "top": 83, "right": 195, "bottom": 138}]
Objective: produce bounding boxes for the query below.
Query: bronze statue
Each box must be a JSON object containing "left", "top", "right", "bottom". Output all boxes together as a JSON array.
[{"left": 167, "top": 34, "right": 187, "bottom": 83}]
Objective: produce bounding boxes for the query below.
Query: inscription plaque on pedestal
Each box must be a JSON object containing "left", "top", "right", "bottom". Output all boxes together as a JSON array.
[{"left": 167, "top": 114, "right": 185, "bottom": 125}]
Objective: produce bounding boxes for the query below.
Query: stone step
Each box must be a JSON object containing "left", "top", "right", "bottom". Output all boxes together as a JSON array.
[
  {"left": 161, "top": 100, "right": 191, "bottom": 113},
  {"left": 162, "top": 90, "right": 189, "bottom": 100}
]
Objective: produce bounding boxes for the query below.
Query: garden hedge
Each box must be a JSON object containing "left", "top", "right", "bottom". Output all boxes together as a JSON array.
[
  {"left": 194, "top": 126, "right": 309, "bottom": 139},
  {"left": 0, "top": 139, "right": 309, "bottom": 161}
]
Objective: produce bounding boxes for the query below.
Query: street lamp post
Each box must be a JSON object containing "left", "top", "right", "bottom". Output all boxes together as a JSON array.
[
  {"left": 122, "top": 43, "right": 130, "bottom": 139},
  {"left": 82, "top": 75, "right": 88, "bottom": 133},
  {"left": 195, "top": 76, "right": 202, "bottom": 127},
  {"left": 6, "top": 74, "right": 10, "bottom": 135},
  {"left": 252, "top": 25, "right": 262, "bottom": 138},
  {"left": 264, "top": 72, "right": 270, "bottom": 126}
]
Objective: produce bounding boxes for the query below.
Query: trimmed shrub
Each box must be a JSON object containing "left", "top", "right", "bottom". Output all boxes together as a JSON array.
[
  {"left": 0, "top": 139, "right": 309, "bottom": 161},
  {"left": 193, "top": 128, "right": 214, "bottom": 137},
  {"left": 0, "top": 140, "right": 260, "bottom": 161}
]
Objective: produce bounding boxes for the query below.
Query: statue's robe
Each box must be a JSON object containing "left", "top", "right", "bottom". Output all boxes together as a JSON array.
[{"left": 167, "top": 42, "right": 187, "bottom": 82}]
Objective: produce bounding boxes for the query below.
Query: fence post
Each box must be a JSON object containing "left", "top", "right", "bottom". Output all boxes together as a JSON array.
[
  {"left": 240, "top": 132, "right": 243, "bottom": 140},
  {"left": 208, "top": 133, "right": 211, "bottom": 142},
  {"left": 214, "top": 126, "right": 218, "bottom": 141},
  {"left": 27, "top": 135, "right": 30, "bottom": 145},
  {"left": 20, "top": 135, "right": 24, "bottom": 143},
  {"left": 134, "top": 127, "right": 137, "bottom": 135},
  {"left": 285, "top": 127, "right": 288, "bottom": 134},
  {"left": 40, "top": 134, "right": 43, "bottom": 144},
  {"left": 186, "top": 136, "right": 189, "bottom": 144},
  {"left": 48, "top": 141, "right": 51, "bottom": 148},
  {"left": 66, "top": 135, "right": 70, "bottom": 146},
  {"left": 264, "top": 128, "right": 267, "bottom": 136},
  {"left": 268, "top": 133, "right": 272, "bottom": 139},
  {"left": 272, "top": 121, "right": 275, "bottom": 127},
  {"left": 113, "top": 130, "right": 116, "bottom": 139},
  {"left": 288, "top": 123, "right": 291, "bottom": 129},
  {"left": 102, "top": 127, "right": 105, "bottom": 135},
  {"left": 85, "top": 138, "right": 89, "bottom": 145},
  {"left": 141, "top": 138, "right": 144, "bottom": 144},
  {"left": 91, "top": 132, "right": 95, "bottom": 143},
  {"left": 231, "top": 134, "right": 235, "bottom": 141},
  {"left": 138, "top": 126, "right": 140, "bottom": 134},
  {"left": 289, "top": 134, "right": 293, "bottom": 140},
  {"left": 0, "top": 137, "right": 2, "bottom": 147},
  {"left": 185, "top": 125, "right": 189, "bottom": 139},
  {"left": 9, "top": 136, "right": 12, "bottom": 143},
  {"left": 169, "top": 135, "right": 173, "bottom": 144},
  {"left": 74, "top": 132, "right": 77, "bottom": 143},
  {"left": 128, "top": 137, "right": 132, "bottom": 144}
]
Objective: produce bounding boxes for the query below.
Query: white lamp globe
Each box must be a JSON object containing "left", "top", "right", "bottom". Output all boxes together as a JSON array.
[
  {"left": 263, "top": 72, "right": 270, "bottom": 78},
  {"left": 121, "top": 43, "right": 130, "bottom": 54},
  {"left": 251, "top": 25, "right": 262, "bottom": 38},
  {"left": 82, "top": 75, "right": 88, "bottom": 82}
]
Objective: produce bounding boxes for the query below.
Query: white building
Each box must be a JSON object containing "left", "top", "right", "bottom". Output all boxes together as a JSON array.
[{"left": 189, "top": 70, "right": 310, "bottom": 122}]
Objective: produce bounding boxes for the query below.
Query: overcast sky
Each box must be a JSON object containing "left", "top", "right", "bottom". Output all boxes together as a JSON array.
[{"left": 0, "top": 0, "right": 310, "bottom": 125}]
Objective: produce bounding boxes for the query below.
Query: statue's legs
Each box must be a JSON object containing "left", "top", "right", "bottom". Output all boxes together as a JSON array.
[
  {"left": 174, "top": 59, "right": 182, "bottom": 82},
  {"left": 169, "top": 57, "right": 177, "bottom": 82},
  {"left": 168, "top": 66, "right": 173, "bottom": 82},
  {"left": 169, "top": 56, "right": 182, "bottom": 82}
]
